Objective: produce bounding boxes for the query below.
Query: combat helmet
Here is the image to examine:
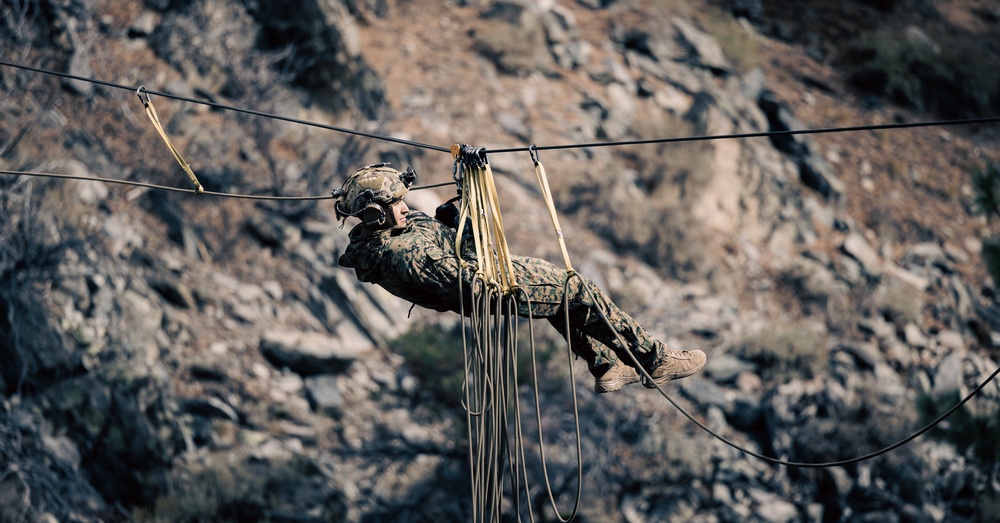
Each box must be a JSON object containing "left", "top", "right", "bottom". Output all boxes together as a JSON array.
[{"left": 334, "top": 163, "right": 416, "bottom": 226}]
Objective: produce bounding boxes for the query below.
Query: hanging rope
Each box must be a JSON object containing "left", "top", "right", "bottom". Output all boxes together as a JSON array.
[
  {"left": 530, "top": 146, "right": 573, "bottom": 273},
  {"left": 524, "top": 146, "right": 585, "bottom": 522},
  {"left": 454, "top": 144, "right": 588, "bottom": 523},
  {"left": 453, "top": 144, "right": 523, "bottom": 523}
]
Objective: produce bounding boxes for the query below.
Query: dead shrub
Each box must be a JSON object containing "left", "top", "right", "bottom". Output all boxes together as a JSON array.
[
  {"left": 0, "top": 179, "right": 75, "bottom": 392},
  {"left": 844, "top": 28, "right": 1000, "bottom": 118},
  {"left": 737, "top": 323, "right": 829, "bottom": 383},
  {"left": 136, "top": 454, "right": 344, "bottom": 522},
  {"left": 702, "top": 8, "right": 761, "bottom": 74},
  {"left": 563, "top": 105, "right": 717, "bottom": 281}
]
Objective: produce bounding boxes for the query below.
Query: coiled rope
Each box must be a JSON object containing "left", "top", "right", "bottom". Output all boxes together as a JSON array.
[
  {"left": 453, "top": 145, "right": 517, "bottom": 523},
  {"left": 454, "top": 145, "right": 585, "bottom": 523}
]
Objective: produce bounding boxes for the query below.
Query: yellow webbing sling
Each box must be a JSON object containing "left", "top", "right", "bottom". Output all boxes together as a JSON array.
[
  {"left": 137, "top": 87, "right": 204, "bottom": 195},
  {"left": 452, "top": 144, "right": 518, "bottom": 293}
]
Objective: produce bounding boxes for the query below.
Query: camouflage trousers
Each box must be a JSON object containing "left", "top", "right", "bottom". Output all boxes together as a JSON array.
[{"left": 509, "top": 256, "right": 666, "bottom": 377}]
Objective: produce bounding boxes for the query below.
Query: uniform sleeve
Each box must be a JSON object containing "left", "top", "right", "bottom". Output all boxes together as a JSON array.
[
  {"left": 377, "top": 213, "right": 468, "bottom": 312},
  {"left": 407, "top": 213, "right": 464, "bottom": 286}
]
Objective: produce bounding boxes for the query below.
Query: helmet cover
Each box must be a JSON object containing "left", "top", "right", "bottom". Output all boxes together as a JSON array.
[{"left": 335, "top": 163, "right": 415, "bottom": 220}]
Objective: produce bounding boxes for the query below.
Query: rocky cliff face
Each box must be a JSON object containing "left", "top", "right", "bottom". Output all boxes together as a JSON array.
[{"left": 1, "top": 0, "right": 999, "bottom": 522}]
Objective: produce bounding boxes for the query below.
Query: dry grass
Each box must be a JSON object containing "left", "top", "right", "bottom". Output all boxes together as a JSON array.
[
  {"left": 875, "top": 275, "right": 925, "bottom": 324},
  {"left": 471, "top": 4, "right": 552, "bottom": 76},
  {"left": 701, "top": 8, "right": 762, "bottom": 73}
]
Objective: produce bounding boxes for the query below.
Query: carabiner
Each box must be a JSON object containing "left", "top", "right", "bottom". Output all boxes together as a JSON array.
[{"left": 136, "top": 86, "right": 151, "bottom": 108}]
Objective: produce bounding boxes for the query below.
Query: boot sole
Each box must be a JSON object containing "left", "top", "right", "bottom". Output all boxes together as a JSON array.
[
  {"left": 595, "top": 374, "right": 641, "bottom": 393},
  {"left": 642, "top": 359, "right": 707, "bottom": 389},
  {"left": 642, "top": 374, "right": 685, "bottom": 388}
]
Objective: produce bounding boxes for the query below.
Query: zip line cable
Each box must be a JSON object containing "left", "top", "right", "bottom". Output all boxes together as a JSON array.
[
  {"left": 0, "top": 168, "right": 455, "bottom": 200},
  {"left": 1, "top": 59, "right": 999, "bottom": 159},
  {"left": 0, "top": 58, "right": 451, "bottom": 154},
  {"left": 4, "top": 58, "right": 1000, "bottom": 473},
  {"left": 487, "top": 115, "right": 1000, "bottom": 154}
]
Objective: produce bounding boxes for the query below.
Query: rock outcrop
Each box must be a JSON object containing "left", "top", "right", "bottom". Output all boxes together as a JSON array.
[{"left": 0, "top": 0, "right": 998, "bottom": 522}]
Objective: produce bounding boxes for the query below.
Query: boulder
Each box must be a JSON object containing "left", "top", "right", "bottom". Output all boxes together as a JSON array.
[
  {"left": 842, "top": 232, "right": 882, "bottom": 277},
  {"left": 758, "top": 91, "right": 845, "bottom": 200},
  {"left": 128, "top": 11, "right": 159, "bottom": 38},
  {"left": 799, "top": 152, "right": 846, "bottom": 201},
  {"left": 304, "top": 374, "right": 345, "bottom": 415},
  {"left": 705, "top": 353, "right": 755, "bottom": 383},
  {"left": 672, "top": 17, "right": 730, "bottom": 74},
  {"left": 149, "top": 276, "right": 194, "bottom": 309},
  {"left": 63, "top": 46, "right": 94, "bottom": 97},
  {"left": 245, "top": 213, "right": 302, "bottom": 250},
  {"left": 837, "top": 341, "right": 882, "bottom": 370},
  {"left": 747, "top": 489, "right": 798, "bottom": 523},
  {"left": 180, "top": 397, "right": 239, "bottom": 422},
  {"left": 903, "top": 323, "right": 929, "bottom": 349},
  {"left": 42, "top": 433, "right": 81, "bottom": 472},
  {"left": 902, "top": 242, "right": 947, "bottom": 268},
  {"left": 260, "top": 330, "right": 367, "bottom": 375},
  {"left": 679, "top": 377, "right": 731, "bottom": 410},
  {"left": 727, "top": 395, "right": 764, "bottom": 431},
  {"left": 472, "top": 1, "right": 553, "bottom": 75}
]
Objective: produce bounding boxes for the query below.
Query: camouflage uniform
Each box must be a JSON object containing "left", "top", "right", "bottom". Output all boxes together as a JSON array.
[{"left": 339, "top": 211, "right": 666, "bottom": 377}]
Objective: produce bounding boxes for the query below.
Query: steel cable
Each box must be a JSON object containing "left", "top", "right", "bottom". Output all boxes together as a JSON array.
[{"left": 2, "top": 59, "right": 997, "bottom": 158}]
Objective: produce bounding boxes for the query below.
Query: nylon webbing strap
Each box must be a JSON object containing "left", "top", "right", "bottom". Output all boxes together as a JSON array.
[
  {"left": 137, "top": 87, "right": 204, "bottom": 195},
  {"left": 453, "top": 145, "right": 518, "bottom": 293},
  {"left": 531, "top": 149, "right": 573, "bottom": 272}
]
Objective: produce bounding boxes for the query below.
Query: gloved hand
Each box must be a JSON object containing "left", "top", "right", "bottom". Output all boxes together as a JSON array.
[{"left": 435, "top": 201, "right": 460, "bottom": 229}]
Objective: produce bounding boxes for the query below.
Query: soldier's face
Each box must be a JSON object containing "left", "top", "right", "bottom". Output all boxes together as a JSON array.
[{"left": 391, "top": 199, "right": 409, "bottom": 226}]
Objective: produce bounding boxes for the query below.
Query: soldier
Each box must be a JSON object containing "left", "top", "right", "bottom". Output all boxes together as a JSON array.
[{"left": 335, "top": 163, "right": 706, "bottom": 393}]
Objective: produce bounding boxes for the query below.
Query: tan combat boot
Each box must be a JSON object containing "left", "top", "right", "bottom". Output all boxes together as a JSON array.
[
  {"left": 642, "top": 348, "right": 707, "bottom": 389},
  {"left": 595, "top": 359, "right": 641, "bottom": 393}
]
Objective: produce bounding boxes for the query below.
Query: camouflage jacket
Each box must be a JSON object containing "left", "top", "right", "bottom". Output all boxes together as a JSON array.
[
  {"left": 340, "top": 212, "right": 663, "bottom": 371},
  {"left": 340, "top": 211, "right": 573, "bottom": 317},
  {"left": 339, "top": 212, "right": 477, "bottom": 313}
]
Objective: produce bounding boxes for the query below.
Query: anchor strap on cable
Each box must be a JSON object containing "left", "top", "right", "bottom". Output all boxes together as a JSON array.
[
  {"left": 137, "top": 86, "right": 204, "bottom": 195},
  {"left": 530, "top": 145, "right": 573, "bottom": 273}
]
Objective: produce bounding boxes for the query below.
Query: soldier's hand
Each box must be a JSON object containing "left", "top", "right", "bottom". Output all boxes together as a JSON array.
[{"left": 435, "top": 202, "right": 460, "bottom": 228}]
